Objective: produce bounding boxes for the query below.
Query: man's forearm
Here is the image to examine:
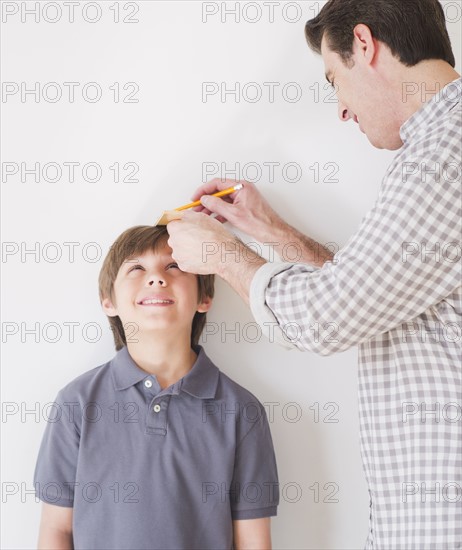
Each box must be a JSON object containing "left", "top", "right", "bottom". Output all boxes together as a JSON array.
[
  {"left": 216, "top": 240, "right": 266, "bottom": 305},
  {"left": 217, "top": 223, "right": 333, "bottom": 303},
  {"left": 266, "top": 220, "right": 334, "bottom": 268}
]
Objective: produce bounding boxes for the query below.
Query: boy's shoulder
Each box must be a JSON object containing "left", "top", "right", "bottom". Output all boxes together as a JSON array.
[
  {"left": 205, "top": 351, "right": 266, "bottom": 412},
  {"left": 55, "top": 357, "right": 113, "bottom": 403},
  {"left": 216, "top": 369, "right": 263, "bottom": 407}
]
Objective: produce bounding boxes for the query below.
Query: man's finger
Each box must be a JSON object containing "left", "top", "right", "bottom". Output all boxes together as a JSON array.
[
  {"left": 200, "top": 195, "right": 234, "bottom": 220},
  {"left": 190, "top": 179, "right": 224, "bottom": 201},
  {"left": 190, "top": 178, "right": 242, "bottom": 202},
  {"left": 165, "top": 219, "right": 182, "bottom": 235}
]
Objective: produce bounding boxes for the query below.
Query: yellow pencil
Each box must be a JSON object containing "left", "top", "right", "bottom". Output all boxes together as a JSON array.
[
  {"left": 154, "top": 183, "right": 243, "bottom": 225},
  {"left": 174, "top": 183, "right": 243, "bottom": 211}
]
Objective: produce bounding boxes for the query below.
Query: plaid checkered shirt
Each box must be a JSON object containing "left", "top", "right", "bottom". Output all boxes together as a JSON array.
[{"left": 249, "top": 77, "right": 461, "bottom": 549}]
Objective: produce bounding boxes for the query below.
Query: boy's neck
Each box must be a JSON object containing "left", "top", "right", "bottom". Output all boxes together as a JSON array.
[{"left": 126, "top": 331, "right": 198, "bottom": 390}]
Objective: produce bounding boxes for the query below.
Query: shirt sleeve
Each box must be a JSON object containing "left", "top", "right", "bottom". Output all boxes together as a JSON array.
[
  {"left": 230, "top": 402, "right": 279, "bottom": 520},
  {"left": 249, "top": 146, "right": 461, "bottom": 356},
  {"left": 33, "top": 388, "right": 81, "bottom": 507}
]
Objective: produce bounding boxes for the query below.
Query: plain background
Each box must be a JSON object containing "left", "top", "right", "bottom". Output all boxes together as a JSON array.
[{"left": 1, "top": 1, "right": 461, "bottom": 548}]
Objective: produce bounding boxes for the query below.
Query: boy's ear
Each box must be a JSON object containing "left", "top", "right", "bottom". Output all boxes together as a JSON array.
[
  {"left": 197, "top": 295, "right": 213, "bottom": 314},
  {"left": 101, "top": 297, "right": 118, "bottom": 317}
]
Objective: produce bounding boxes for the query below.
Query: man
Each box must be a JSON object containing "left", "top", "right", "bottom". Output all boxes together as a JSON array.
[{"left": 167, "top": 0, "right": 461, "bottom": 547}]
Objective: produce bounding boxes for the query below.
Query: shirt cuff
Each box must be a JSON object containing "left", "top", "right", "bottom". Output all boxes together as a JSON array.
[
  {"left": 249, "top": 262, "right": 299, "bottom": 350},
  {"left": 232, "top": 505, "right": 278, "bottom": 520},
  {"left": 35, "top": 489, "right": 74, "bottom": 508}
]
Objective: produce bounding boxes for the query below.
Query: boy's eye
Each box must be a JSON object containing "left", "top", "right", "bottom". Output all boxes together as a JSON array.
[
  {"left": 128, "top": 263, "right": 179, "bottom": 273},
  {"left": 128, "top": 264, "right": 143, "bottom": 272},
  {"left": 127, "top": 262, "right": 180, "bottom": 273}
]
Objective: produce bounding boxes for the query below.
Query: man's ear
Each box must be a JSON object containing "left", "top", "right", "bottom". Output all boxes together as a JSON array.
[
  {"left": 197, "top": 295, "right": 213, "bottom": 314},
  {"left": 102, "top": 296, "right": 118, "bottom": 317},
  {"left": 352, "top": 23, "right": 377, "bottom": 66}
]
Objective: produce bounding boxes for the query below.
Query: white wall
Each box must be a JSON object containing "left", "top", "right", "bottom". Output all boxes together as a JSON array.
[{"left": 2, "top": 1, "right": 461, "bottom": 548}]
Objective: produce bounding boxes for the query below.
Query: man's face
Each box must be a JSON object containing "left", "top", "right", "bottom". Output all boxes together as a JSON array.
[
  {"left": 102, "top": 241, "right": 212, "bottom": 338},
  {"left": 321, "top": 35, "right": 403, "bottom": 150}
]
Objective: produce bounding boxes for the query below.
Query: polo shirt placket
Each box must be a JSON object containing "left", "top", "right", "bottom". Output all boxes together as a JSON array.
[{"left": 142, "top": 376, "right": 180, "bottom": 437}]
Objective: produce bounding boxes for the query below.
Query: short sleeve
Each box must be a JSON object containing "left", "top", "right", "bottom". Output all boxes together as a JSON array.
[
  {"left": 231, "top": 403, "right": 279, "bottom": 520},
  {"left": 33, "top": 389, "right": 81, "bottom": 507}
]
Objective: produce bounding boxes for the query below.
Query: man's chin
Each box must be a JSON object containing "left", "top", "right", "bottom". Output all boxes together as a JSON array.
[{"left": 367, "top": 133, "right": 403, "bottom": 151}]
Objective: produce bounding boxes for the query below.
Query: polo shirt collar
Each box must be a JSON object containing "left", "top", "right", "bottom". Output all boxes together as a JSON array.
[
  {"left": 111, "top": 346, "right": 147, "bottom": 390},
  {"left": 400, "top": 77, "right": 461, "bottom": 143},
  {"left": 110, "top": 344, "right": 219, "bottom": 399},
  {"left": 181, "top": 345, "right": 220, "bottom": 399}
]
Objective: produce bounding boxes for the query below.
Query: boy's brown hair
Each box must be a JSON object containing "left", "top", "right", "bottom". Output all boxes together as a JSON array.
[{"left": 98, "top": 225, "right": 215, "bottom": 351}]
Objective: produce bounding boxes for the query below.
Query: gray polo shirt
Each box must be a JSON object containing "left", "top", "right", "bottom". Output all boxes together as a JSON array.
[{"left": 33, "top": 345, "right": 279, "bottom": 550}]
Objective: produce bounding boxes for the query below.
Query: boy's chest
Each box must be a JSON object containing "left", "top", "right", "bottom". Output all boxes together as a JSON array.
[{"left": 77, "top": 393, "right": 237, "bottom": 480}]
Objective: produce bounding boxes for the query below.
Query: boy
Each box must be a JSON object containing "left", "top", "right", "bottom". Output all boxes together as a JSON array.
[{"left": 33, "top": 225, "right": 279, "bottom": 549}]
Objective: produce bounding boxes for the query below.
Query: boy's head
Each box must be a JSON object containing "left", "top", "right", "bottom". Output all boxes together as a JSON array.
[{"left": 98, "top": 225, "right": 214, "bottom": 351}]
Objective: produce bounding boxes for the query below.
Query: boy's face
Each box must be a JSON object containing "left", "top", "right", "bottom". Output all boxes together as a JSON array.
[{"left": 102, "top": 241, "right": 212, "bottom": 338}]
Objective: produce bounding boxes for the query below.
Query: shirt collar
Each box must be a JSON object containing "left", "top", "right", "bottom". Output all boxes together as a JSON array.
[
  {"left": 400, "top": 77, "right": 461, "bottom": 143},
  {"left": 110, "top": 344, "right": 219, "bottom": 399}
]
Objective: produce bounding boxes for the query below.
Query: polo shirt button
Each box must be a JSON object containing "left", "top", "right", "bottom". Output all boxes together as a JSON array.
[
  {"left": 144, "top": 380, "right": 153, "bottom": 388},
  {"left": 153, "top": 404, "right": 161, "bottom": 413}
]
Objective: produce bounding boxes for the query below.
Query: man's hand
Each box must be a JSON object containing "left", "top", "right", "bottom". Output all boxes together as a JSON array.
[
  {"left": 167, "top": 210, "right": 266, "bottom": 304},
  {"left": 191, "top": 179, "right": 285, "bottom": 243},
  {"left": 167, "top": 210, "right": 238, "bottom": 275}
]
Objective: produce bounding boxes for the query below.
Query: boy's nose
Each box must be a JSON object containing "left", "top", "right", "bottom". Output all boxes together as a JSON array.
[{"left": 148, "top": 277, "right": 167, "bottom": 287}]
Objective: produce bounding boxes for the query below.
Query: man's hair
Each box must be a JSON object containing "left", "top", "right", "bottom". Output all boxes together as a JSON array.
[
  {"left": 98, "top": 225, "right": 215, "bottom": 351},
  {"left": 305, "top": 0, "right": 455, "bottom": 68}
]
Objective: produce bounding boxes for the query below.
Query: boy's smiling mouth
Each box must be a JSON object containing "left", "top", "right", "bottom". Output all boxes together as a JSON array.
[{"left": 137, "top": 294, "right": 175, "bottom": 306}]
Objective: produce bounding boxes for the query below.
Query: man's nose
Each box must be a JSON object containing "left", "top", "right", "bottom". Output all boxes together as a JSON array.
[{"left": 338, "top": 102, "right": 351, "bottom": 122}]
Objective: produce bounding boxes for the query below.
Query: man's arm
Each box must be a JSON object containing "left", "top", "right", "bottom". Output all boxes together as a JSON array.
[
  {"left": 233, "top": 518, "right": 272, "bottom": 549},
  {"left": 214, "top": 227, "right": 333, "bottom": 305},
  {"left": 37, "top": 502, "right": 73, "bottom": 550},
  {"left": 215, "top": 238, "right": 266, "bottom": 305},
  {"left": 270, "top": 221, "right": 334, "bottom": 267},
  {"left": 249, "top": 146, "right": 462, "bottom": 354},
  {"left": 167, "top": 211, "right": 333, "bottom": 306},
  {"left": 169, "top": 149, "right": 461, "bottom": 355},
  {"left": 192, "top": 179, "right": 334, "bottom": 267}
]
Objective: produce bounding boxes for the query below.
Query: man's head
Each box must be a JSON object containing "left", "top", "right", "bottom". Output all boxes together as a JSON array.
[
  {"left": 99, "top": 225, "right": 214, "bottom": 350},
  {"left": 305, "top": 0, "right": 456, "bottom": 150}
]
